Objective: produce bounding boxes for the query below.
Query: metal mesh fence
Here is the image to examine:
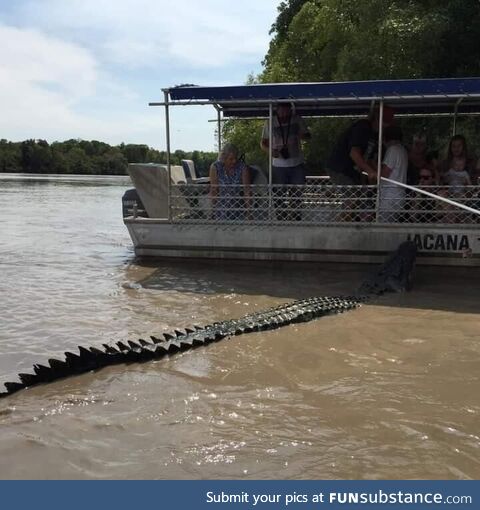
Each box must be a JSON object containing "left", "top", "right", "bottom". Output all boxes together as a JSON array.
[{"left": 170, "top": 183, "right": 480, "bottom": 226}]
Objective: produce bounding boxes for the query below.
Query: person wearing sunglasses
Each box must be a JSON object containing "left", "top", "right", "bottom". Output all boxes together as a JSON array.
[
  {"left": 417, "top": 168, "right": 437, "bottom": 222},
  {"left": 419, "top": 169, "right": 434, "bottom": 184}
]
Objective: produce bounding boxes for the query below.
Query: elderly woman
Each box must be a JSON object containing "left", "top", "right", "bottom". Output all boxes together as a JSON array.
[{"left": 209, "top": 143, "right": 251, "bottom": 220}]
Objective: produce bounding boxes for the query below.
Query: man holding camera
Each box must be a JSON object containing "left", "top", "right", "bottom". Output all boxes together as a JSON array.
[
  {"left": 261, "top": 102, "right": 311, "bottom": 185},
  {"left": 260, "top": 102, "right": 311, "bottom": 219}
]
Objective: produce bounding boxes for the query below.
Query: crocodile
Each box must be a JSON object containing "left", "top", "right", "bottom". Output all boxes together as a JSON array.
[
  {"left": 357, "top": 239, "right": 416, "bottom": 295},
  {"left": 0, "top": 241, "right": 416, "bottom": 399}
]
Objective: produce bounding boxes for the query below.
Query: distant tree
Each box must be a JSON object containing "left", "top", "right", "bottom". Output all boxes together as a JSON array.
[
  {"left": 65, "top": 147, "right": 93, "bottom": 174},
  {"left": 0, "top": 139, "right": 21, "bottom": 172},
  {"left": 120, "top": 144, "right": 149, "bottom": 163},
  {"left": 20, "top": 139, "right": 53, "bottom": 173}
]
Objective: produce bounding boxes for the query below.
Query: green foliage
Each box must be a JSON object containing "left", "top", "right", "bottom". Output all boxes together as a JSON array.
[
  {"left": 0, "top": 139, "right": 217, "bottom": 176},
  {"left": 222, "top": 119, "right": 267, "bottom": 168},
  {"left": 263, "top": 0, "right": 480, "bottom": 82},
  {"left": 226, "top": 0, "right": 480, "bottom": 171},
  {"left": 0, "top": 139, "right": 22, "bottom": 172}
]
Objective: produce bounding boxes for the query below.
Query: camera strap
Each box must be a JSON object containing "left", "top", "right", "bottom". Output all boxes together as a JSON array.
[{"left": 276, "top": 113, "right": 291, "bottom": 148}]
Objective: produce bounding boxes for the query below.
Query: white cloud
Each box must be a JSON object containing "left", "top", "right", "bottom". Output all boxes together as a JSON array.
[
  {"left": 0, "top": 1, "right": 279, "bottom": 148},
  {"left": 14, "top": 0, "right": 277, "bottom": 69},
  {"left": 0, "top": 24, "right": 161, "bottom": 145},
  {"left": 0, "top": 24, "right": 97, "bottom": 97},
  {"left": 0, "top": 25, "right": 95, "bottom": 135}
]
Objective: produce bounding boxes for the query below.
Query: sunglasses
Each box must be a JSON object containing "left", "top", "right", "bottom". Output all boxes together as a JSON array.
[{"left": 419, "top": 175, "right": 432, "bottom": 180}]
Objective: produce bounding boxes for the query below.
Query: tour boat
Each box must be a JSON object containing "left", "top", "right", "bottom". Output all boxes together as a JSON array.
[{"left": 123, "top": 78, "right": 480, "bottom": 266}]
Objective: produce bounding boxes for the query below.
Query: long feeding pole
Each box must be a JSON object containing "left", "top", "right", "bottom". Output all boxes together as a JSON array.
[{"left": 381, "top": 177, "right": 480, "bottom": 216}]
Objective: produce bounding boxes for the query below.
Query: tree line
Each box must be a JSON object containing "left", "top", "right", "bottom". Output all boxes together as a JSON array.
[
  {"left": 0, "top": 139, "right": 217, "bottom": 177},
  {"left": 4, "top": 1, "right": 480, "bottom": 177}
]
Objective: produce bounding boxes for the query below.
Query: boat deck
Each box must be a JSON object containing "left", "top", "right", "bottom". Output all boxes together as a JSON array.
[{"left": 124, "top": 183, "right": 480, "bottom": 265}]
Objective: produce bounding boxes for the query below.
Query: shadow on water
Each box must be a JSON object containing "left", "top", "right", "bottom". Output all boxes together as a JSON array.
[{"left": 131, "top": 257, "right": 480, "bottom": 315}]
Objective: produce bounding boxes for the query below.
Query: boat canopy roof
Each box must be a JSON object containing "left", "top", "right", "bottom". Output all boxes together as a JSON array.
[{"left": 164, "top": 77, "right": 480, "bottom": 118}]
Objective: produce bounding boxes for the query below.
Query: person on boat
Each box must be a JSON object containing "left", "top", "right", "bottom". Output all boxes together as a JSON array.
[
  {"left": 473, "top": 159, "right": 480, "bottom": 186},
  {"left": 260, "top": 102, "right": 311, "bottom": 220},
  {"left": 209, "top": 143, "right": 251, "bottom": 220},
  {"left": 443, "top": 157, "right": 472, "bottom": 194},
  {"left": 440, "top": 157, "right": 472, "bottom": 223},
  {"left": 416, "top": 167, "right": 438, "bottom": 223},
  {"left": 425, "top": 149, "right": 441, "bottom": 185},
  {"left": 439, "top": 135, "right": 476, "bottom": 184},
  {"left": 407, "top": 133, "right": 428, "bottom": 185},
  {"left": 325, "top": 105, "right": 394, "bottom": 186},
  {"left": 379, "top": 125, "right": 408, "bottom": 223}
]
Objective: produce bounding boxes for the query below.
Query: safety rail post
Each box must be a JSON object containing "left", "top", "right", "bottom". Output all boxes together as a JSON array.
[
  {"left": 217, "top": 107, "right": 222, "bottom": 153},
  {"left": 164, "top": 89, "right": 172, "bottom": 222},
  {"left": 452, "top": 98, "right": 463, "bottom": 136},
  {"left": 375, "top": 101, "right": 384, "bottom": 223},
  {"left": 268, "top": 102, "right": 273, "bottom": 219}
]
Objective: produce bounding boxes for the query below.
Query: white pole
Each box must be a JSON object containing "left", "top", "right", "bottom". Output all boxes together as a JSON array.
[
  {"left": 268, "top": 102, "right": 273, "bottom": 215},
  {"left": 381, "top": 177, "right": 480, "bottom": 216},
  {"left": 217, "top": 108, "right": 222, "bottom": 152},
  {"left": 375, "top": 101, "right": 384, "bottom": 222},
  {"left": 452, "top": 98, "right": 463, "bottom": 136}
]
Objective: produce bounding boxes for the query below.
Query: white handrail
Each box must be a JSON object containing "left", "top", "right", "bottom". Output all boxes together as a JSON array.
[{"left": 380, "top": 177, "right": 480, "bottom": 216}]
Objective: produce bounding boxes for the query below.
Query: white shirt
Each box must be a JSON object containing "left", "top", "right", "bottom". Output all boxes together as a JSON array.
[{"left": 380, "top": 142, "right": 408, "bottom": 210}]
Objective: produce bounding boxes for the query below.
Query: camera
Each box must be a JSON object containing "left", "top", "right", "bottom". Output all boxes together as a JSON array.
[{"left": 279, "top": 146, "right": 290, "bottom": 159}]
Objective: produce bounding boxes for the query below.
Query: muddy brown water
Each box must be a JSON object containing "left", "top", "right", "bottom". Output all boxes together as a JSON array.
[{"left": 0, "top": 174, "right": 479, "bottom": 479}]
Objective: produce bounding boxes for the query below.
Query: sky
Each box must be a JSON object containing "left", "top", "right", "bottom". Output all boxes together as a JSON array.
[{"left": 0, "top": 0, "right": 280, "bottom": 150}]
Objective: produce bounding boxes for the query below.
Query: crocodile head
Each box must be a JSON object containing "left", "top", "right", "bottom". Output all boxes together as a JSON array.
[{"left": 357, "top": 240, "right": 417, "bottom": 296}]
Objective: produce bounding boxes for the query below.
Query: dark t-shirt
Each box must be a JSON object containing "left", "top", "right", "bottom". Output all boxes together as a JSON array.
[{"left": 326, "top": 119, "right": 374, "bottom": 182}]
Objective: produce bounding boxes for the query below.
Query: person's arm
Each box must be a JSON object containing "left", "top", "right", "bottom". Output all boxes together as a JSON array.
[
  {"left": 261, "top": 138, "right": 281, "bottom": 158},
  {"left": 261, "top": 120, "right": 280, "bottom": 157},
  {"left": 260, "top": 121, "right": 270, "bottom": 153},
  {"left": 349, "top": 121, "right": 377, "bottom": 181},
  {"left": 260, "top": 137, "right": 270, "bottom": 152},
  {"left": 438, "top": 160, "right": 449, "bottom": 184},
  {"left": 298, "top": 116, "right": 311, "bottom": 141},
  {"left": 381, "top": 163, "right": 393, "bottom": 178},
  {"left": 350, "top": 146, "right": 377, "bottom": 180},
  {"left": 242, "top": 165, "right": 251, "bottom": 211}
]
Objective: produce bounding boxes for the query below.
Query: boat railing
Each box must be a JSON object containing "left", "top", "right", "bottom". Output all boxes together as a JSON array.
[{"left": 169, "top": 183, "right": 480, "bottom": 226}]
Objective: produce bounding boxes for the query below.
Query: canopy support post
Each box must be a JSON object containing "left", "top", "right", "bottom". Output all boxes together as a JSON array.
[
  {"left": 268, "top": 102, "right": 273, "bottom": 218},
  {"left": 375, "top": 101, "right": 384, "bottom": 223},
  {"left": 215, "top": 105, "right": 222, "bottom": 152},
  {"left": 164, "top": 90, "right": 172, "bottom": 222},
  {"left": 452, "top": 98, "right": 463, "bottom": 136}
]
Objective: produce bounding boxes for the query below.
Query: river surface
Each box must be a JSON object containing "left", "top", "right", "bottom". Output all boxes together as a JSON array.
[{"left": 0, "top": 174, "right": 479, "bottom": 479}]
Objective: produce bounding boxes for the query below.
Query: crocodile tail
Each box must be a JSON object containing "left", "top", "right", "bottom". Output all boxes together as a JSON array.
[
  {"left": 0, "top": 296, "right": 363, "bottom": 399},
  {"left": 0, "top": 329, "right": 211, "bottom": 398}
]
